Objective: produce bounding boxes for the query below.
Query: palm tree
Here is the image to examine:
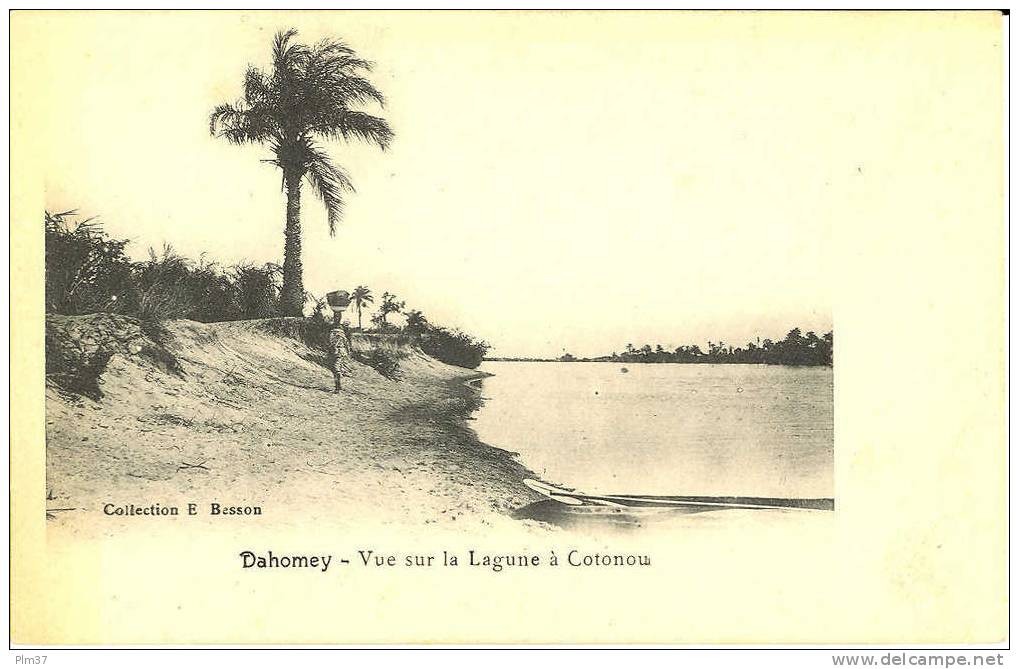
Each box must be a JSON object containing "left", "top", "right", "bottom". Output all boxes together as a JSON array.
[
  {"left": 350, "top": 285, "right": 373, "bottom": 330},
  {"left": 210, "top": 29, "right": 393, "bottom": 316},
  {"left": 377, "top": 291, "right": 404, "bottom": 325}
]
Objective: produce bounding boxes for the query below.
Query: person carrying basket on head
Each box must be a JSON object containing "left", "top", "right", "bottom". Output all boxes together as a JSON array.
[{"left": 325, "top": 290, "right": 352, "bottom": 393}]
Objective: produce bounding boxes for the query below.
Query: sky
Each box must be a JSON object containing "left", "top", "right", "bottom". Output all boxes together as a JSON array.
[{"left": 11, "top": 10, "right": 906, "bottom": 357}]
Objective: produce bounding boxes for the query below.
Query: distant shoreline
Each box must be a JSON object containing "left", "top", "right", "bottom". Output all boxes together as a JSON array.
[
  {"left": 484, "top": 358, "right": 833, "bottom": 367},
  {"left": 486, "top": 328, "right": 833, "bottom": 367}
]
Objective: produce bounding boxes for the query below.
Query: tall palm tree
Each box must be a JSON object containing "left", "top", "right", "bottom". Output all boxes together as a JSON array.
[
  {"left": 350, "top": 285, "right": 373, "bottom": 330},
  {"left": 210, "top": 29, "right": 393, "bottom": 316}
]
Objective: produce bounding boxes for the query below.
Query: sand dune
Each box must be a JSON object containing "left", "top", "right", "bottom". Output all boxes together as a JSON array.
[{"left": 44, "top": 314, "right": 541, "bottom": 532}]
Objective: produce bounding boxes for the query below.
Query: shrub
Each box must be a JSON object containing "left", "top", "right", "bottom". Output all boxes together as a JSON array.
[
  {"left": 418, "top": 325, "right": 489, "bottom": 369},
  {"left": 45, "top": 210, "right": 134, "bottom": 315},
  {"left": 369, "top": 311, "right": 400, "bottom": 332},
  {"left": 45, "top": 314, "right": 183, "bottom": 399},
  {"left": 232, "top": 262, "right": 281, "bottom": 319},
  {"left": 259, "top": 315, "right": 338, "bottom": 354},
  {"left": 133, "top": 245, "right": 195, "bottom": 320},
  {"left": 353, "top": 347, "right": 402, "bottom": 380},
  {"left": 127, "top": 245, "right": 281, "bottom": 322},
  {"left": 184, "top": 257, "right": 241, "bottom": 322},
  {"left": 44, "top": 327, "right": 114, "bottom": 399},
  {"left": 308, "top": 293, "right": 329, "bottom": 323},
  {"left": 44, "top": 210, "right": 285, "bottom": 323}
]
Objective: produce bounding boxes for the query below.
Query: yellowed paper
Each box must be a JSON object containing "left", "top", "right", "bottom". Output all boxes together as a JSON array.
[{"left": 11, "top": 10, "right": 1006, "bottom": 645}]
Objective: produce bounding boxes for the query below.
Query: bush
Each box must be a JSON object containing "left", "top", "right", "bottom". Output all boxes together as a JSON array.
[
  {"left": 177, "top": 256, "right": 241, "bottom": 322},
  {"left": 232, "top": 262, "right": 281, "bottom": 319},
  {"left": 418, "top": 325, "right": 489, "bottom": 369},
  {"left": 259, "top": 316, "right": 337, "bottom": 354},
  {"left": 45, "top": 314, "right": 183, "bottom": 399},
  {"left": 44, "top": 327, "right": 114, "bottom": 399},
  {"left": 369, "top": 311, "right": 401, "bottom": 332},
  {"left": 353, "top": 347, "right": 403, "bottom": 380},
  {"left": 133, "top": 245, "right": 196, "bottom": 320},
  {"left": 45, "top": 210, "right": 283, "bottom": 323},
  {"left": 131, "top": 250, "right": 281, "bottom": 322},
  {"left": 45, "top": 210, "right": 134, "bottom": 315}
]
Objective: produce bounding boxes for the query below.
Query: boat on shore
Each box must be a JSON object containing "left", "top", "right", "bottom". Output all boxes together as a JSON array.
[{"left": 523, "top": 479, "right": 834, "bottom": 512}]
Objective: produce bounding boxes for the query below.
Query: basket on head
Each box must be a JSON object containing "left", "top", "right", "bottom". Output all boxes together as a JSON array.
[
  {"left": 326, "top": 290, "right": 351, "bottom": 310},
  {"left": 326, "top": 290, "right": 351, "bottom": 324}
]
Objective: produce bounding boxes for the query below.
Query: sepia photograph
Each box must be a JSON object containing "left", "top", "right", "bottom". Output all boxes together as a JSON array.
[
  {"left": 9, "top": 8, "right": 1007, "bottom": 651},
  {"left": 41, "top": 14, "right": 833, "bottom": 531}
]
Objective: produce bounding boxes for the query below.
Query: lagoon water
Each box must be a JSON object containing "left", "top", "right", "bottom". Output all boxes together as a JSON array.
[{"left": 473, "top": 362, "right": 833, "bottom": 499}]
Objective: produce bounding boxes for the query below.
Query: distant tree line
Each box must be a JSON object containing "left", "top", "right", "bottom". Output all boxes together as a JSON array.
[{"left": 557, "top": 328, "right": 833, "bottom": 367}]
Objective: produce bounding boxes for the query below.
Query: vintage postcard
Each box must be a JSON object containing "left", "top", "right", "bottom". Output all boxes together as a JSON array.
[{"left": 9, "top": 10, "right": 1006, "bottom": 646}]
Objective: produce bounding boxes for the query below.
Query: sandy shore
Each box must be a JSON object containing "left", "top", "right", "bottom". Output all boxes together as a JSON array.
[{"left": 44, "top": 314, "right": 544, "bottom": 533}]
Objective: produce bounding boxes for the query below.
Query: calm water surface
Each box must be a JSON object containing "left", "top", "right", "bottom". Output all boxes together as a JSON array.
[{"left": 473, "top": 362, "right": 833, "bottom": 498}]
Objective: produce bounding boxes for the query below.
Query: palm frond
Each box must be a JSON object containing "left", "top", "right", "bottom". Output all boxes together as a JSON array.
[
  {"left": 314, "top": 110, "right": 393, "bottom": 150},
  {"left": 303, "top": 145, "right": 354, "bottom": 235},
  {"left": 306, "top": 41, "right": 377, "bottom": 85},
  {"left": 243, "top": 66, "right": 273, "bottom": 106},
  {"left": 272, "top": 29, "right": 310, "bottom": 73},
  {"left": 209, "top": 103, "right": 242, "bottom": 136},
  {"left": 273, "top": 29, "right": 298, "bottom": 58},
  {"left": 325, "top": 75, "right": 386, "bottom": 107},
  {"left": 314, "top": 38, "right": 356, "bottom": 57},
  {"left": 209, "top": 102, "right": 276, "bottom": 144}
]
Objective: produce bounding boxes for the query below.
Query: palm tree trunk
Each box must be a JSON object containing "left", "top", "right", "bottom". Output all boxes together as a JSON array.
[
  {"left": 357, "top": 304, "right": 362, "bottom": 330},
  {"left": 280, "top": 168, "right": 305, "bottom": 316}
]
